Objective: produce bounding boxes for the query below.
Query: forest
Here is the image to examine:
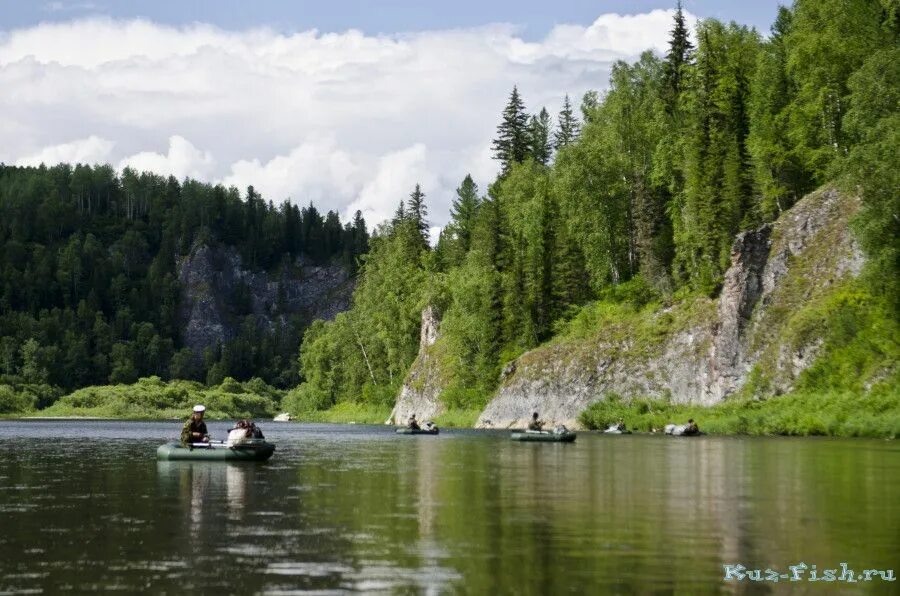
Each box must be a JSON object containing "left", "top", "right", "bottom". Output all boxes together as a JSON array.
[
  {"left": 287, "top": 0, "right": 898, "bottom": 418},
  {"left": 1, "top": 0, "right": 897, "bottom": 421},
  {"left": 0, "top": 164, "right": 368, "bottom": 410}
]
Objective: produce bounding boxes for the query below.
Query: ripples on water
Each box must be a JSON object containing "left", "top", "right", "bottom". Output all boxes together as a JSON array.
[{"left": 0, "top": 420, "right": 897, "bottom": 594}]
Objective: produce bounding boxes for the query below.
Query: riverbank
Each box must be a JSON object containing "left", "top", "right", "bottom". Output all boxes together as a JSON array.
[
  {"left": 7, "top": 387, "right": 897, "bottom": 438},
  {"left": 580, "top": 385, "right": 900, "bottom": 439},
  {"left": 4, "top": 373, "right": 897, "bottom": 437}
]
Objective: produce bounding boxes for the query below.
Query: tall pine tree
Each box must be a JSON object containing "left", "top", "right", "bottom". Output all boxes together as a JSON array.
[
  {"left": 450, "top": 175, "right": 481, "bottom": 253},
  {"left": 529, "top": 107, "right": 553, "bottom": 165},
  {"left": 662, "top": 0, "right": 694, "bottom": 114},
  {"left": 406, "top": 184, "right": 429, "bottom": 249},
  {"left": 554, "top": 94, "right": 580, "bottom": 150},
  {"left": 492, "top": 86, "right": 530, "bottom": 175}
]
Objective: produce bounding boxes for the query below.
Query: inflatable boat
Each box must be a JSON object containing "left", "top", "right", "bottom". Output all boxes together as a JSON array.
[
  {"left": 156, "top": 440, "right": 276, "bottom": 461},
  {"left": 510, "top": 429, "right": 577, "bottom": 443}
]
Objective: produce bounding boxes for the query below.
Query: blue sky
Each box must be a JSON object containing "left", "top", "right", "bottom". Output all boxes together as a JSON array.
[{"left": 4, "top": 1, "right": 784, "bottom": 36}]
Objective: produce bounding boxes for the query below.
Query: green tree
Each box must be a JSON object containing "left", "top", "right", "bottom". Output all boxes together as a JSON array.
[
  {"left": 406, "top": 184, "right": 430, "bottom": 249},
  {"left": 554, "top": 94, "right": 580, "bottom": 150},
  {"left": 492, "top": 86, "right": 531, "bottom": 175},
  {"left": 529, "top": 107, "right": 553, "bottom": 165},
  {"left": 662, "top": 0, "right": 694, "bottom": 114}
]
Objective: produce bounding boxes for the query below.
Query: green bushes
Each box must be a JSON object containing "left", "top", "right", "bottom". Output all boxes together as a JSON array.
[
  {"left": 39, "top": 376, "right": 281, "bottom": 419},
  {"left": 0, "top": 383, "right": 63, "bottom": 415},
  {"left": 580, "top": 381, "right": 900, "bottom": 438},
  {"left": 0, "top": 385, "right": 33, "bottom": 414}
]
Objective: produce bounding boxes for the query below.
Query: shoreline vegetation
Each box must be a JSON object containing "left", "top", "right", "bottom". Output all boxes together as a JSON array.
[{"left": 3, "top": 375, "right": 896, "bottom": 439}]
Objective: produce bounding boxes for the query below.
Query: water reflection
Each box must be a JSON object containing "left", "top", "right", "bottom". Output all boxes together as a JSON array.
[{"left": 0, "top": 422, "right": 897, "bottom": 594}]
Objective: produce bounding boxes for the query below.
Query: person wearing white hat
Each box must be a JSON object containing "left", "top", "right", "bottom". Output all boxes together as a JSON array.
[{"left": 180, "top": 404, "right": 210, "bottom": 446}]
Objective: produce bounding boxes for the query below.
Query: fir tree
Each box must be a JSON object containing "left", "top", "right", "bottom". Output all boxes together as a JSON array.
[
  {"left": 406, "top": 184, "right": 429, "bottom": 248},
  {"left": 662, "top": 0, "right": 694, "bottom": 113},
  {"left": 449, "top": 175, "right": 481, "bottom": 253},
  {"left": 392, "top": 200, "right": 406, "bottom": 226},
  {"left": 554, "top": 94, "right": 580, "bottom": 150},
  {"left": 529, "top": 108, "right": 553, "bottom": 165},
  {"left": 492, "top": 86, "right": 530, "bottom": 175}
]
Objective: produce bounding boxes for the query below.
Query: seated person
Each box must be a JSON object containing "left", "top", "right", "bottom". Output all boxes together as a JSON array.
[
  {"left": 227, "top": 419, "right": 265, "bottom": 446},
  {"left": 181, "top": 405, "right": 210, "bottom": 446},
  {"left": 407, "top": 413, "right": 420, "bottom": 430},
  {"left": 527, "top": 412, "right": 544, "bottom": 431}
]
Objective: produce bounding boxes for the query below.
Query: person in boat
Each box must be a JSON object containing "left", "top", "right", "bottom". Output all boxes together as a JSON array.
[
  {"left": 407, "top": 413, "right": 421, "bottom": 430},
  {"left": 528, "top": 412, "right": 544, "bottom": 431},
  {"left": 226, "top": 419, "right": 265, "bottom": 446},
  {"left": 237, "top": 419, "right": 264, "bottom": 439},
  {"left": 181, "top": 404, "right": 210, "bottom": 446},
  {"left": 684, "top": 419, "right": 700, "bottom": 435}
]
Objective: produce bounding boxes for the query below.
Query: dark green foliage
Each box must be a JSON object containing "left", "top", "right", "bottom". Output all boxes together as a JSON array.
[
  {"left": 676, "top": 21, "right": 761, "bottom": 291},
  {"left": 0, "top": 164, "right": 368, "bottom": 398}
]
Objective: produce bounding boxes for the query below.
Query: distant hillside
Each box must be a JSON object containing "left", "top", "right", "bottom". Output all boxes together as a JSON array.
[{"left": 0, "top": 164, "right": 367, "bottom": 400}]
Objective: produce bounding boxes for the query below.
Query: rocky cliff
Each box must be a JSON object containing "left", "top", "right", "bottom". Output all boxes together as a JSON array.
[
  {"left": 177, "top": 244, "right": 354, "bottom": 359},
  {"left": 386, "top": 305, "right": 447, "bottom": 424},
  {"left": 474, "top": 187, "right": 864, "bottom": 428},
  {"left": 392, "top": 187, "right": 864, "bottom": 429}
]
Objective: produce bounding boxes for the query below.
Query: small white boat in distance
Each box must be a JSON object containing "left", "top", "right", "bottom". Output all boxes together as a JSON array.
[{"left": 273, "top": 412, "right": 293, "bottom": 422}]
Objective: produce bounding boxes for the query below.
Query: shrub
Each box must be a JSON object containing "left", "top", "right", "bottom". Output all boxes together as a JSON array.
[
  {"left": 282, "top": 383, "right": 332, "bottom": 415},
  {"left": 0, "top": 385, "right": 34, "bottom": 414}
]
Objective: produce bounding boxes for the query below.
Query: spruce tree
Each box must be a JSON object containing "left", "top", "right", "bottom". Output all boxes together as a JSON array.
[
  {"left": 492, "top": 86, "right": 530, "bottom": 175},
  {"left": 450, "top": 174, "right": 481, "bottom": 253},
  {"left": 392, "top": 200, "right": 406, "bottom": 226},
  {"left": 662, "top": 0, "right": 694, "bottom": 114},
  {"left": 580, "top": 90, "right": 599, "bottom": 123},
  {"left": 529, "top": 108, "right": 553, "bottom": 165},
  {"left": 406, "top": 184, "right": 429, "bottom": 248},
  {"left": 554, "top": 94, "right": 580, "bottom": 150}
]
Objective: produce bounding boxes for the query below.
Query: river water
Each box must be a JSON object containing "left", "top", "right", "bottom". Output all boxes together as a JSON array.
[{"left": 0, "top": 421, "right": 897, "bottom": 594}]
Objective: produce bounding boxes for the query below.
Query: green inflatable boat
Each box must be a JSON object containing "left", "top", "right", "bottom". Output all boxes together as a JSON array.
[
  {"left": 395, "top": 427, "right": 439, "bottom": 435},
  {"left": 156, "top": 440, "right": 276, "bottom": 461},
  {"left": 510, "top": 430, "right": 577, "bottom": 443}
]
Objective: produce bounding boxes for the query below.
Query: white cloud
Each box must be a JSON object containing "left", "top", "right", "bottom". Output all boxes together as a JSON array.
[
  {"left": 118, "top": 135, "right": 215, "bottom": 180},
  {"left": 347, "top": 143, "right": 439, "bottom": 226},
  {"left": 0, "top": 10, "right": 692, "bottom": 228},
  {"left": 14, "top": 135, "right": 114, "bottom": 166},
  {"left": 222, "top": 135, "right": 362, "bottom": 208}
]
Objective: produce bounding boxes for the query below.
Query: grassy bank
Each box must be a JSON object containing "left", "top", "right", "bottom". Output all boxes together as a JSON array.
[
  {"left": 17, "top": 376, "right": 283, "bottom": 420},
  {"left": 580, "top": 381, "right": 900, "bottom": 439}
]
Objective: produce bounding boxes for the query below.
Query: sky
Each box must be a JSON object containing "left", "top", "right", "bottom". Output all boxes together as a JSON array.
[{"left": 0, "top": 1, "right": 784, "bottom": 235}]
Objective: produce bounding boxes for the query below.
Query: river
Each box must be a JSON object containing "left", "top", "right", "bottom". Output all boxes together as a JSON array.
[{"left": 0, "top": 421, "right": 897, "bottom": 593}]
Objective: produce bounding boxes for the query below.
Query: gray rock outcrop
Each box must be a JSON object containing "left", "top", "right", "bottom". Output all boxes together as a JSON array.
[
  {"left": 386, "top": 305, "right": 447, "bottom": 425},
  {"left": 473, "top": 187, "right": 864, "bottom": 429},
  {"left": 177, "top": 243, "right": 353, "bottom": 359}
]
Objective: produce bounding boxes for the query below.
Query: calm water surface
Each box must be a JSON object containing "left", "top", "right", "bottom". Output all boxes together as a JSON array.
[{"left": 0, "top": 421, "right": 897, "bottom": 594}]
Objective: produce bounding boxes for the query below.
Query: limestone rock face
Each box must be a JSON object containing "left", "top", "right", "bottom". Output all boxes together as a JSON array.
[
  {"left": 474, "top": 187, "right": 863, "bottom": 429},
  {"left": 177, "top": 244, "right": 353, "bottom": 359},
  {"left": 387, "top": 306, "right": 446, "bottom": 425}
]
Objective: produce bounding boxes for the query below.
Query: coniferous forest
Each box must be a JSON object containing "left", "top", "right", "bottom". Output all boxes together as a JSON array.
[
  {"left": 1, "top": 0, "right": 898, "bottom": 424},
  {"left": 0, "top": 165, "right": 368, "bottom": 409}
]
